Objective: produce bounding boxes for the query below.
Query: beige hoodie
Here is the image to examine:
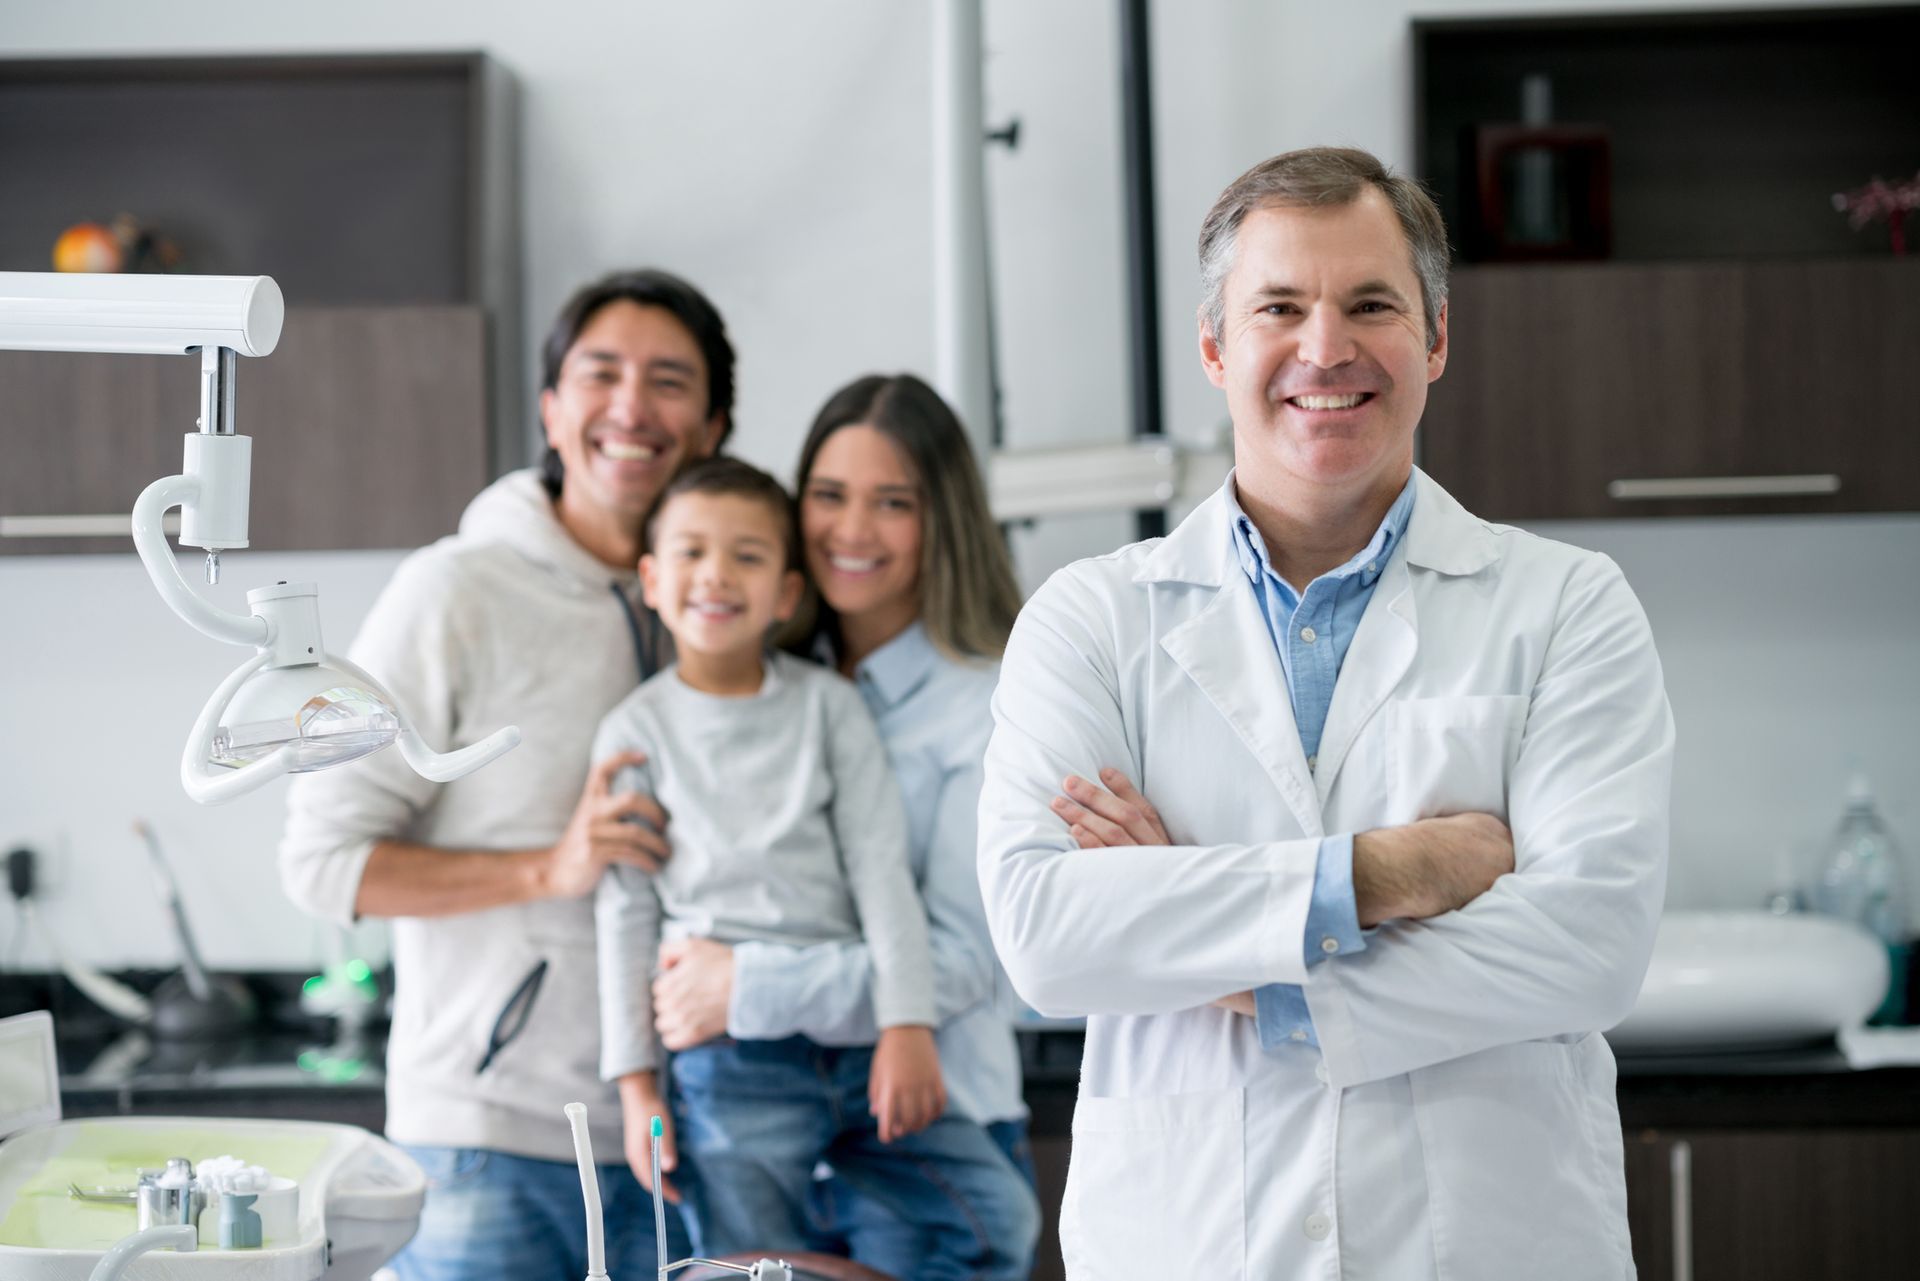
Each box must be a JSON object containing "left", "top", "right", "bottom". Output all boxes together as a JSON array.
[{"left": 279, "top": 470, "right": 665, "bottom": 1161}]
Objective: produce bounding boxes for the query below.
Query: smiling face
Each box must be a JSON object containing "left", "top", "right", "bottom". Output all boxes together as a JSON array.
[
  {"left": 1199, "top": 190, "right": 1447, "bottom": 502},
  {"left": 799, "top": 424, "right": 924, "bottom": 642},
  {"left": 540, "top": 300, "right": 725, "bottom": 528},
  {"left": 641, "top": 490, "right": 804, "bottom": 664}
]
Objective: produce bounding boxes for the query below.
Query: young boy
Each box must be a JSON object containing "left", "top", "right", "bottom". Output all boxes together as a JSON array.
[{"left": 592, "top": 458, "right": 1013, "bottom": 1278}]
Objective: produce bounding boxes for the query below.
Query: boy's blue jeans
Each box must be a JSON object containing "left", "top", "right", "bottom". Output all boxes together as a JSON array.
[
  {"left": 391, "top": 1145, "right": 692, "bottom": 1281},
  {"left": 671, "top": 1035, "right": 1040, "bottom": 1281}
]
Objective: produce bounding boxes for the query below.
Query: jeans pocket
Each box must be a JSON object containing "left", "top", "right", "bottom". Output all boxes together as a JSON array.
[{"left": 401, "top": 1145, "right": 490, "bottom": 1191}]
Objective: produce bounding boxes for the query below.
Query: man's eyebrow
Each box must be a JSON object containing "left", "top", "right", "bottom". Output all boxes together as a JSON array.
[
  {"left": 573, "top": 351, "right": 700, "bottom": 378},
  {"left": 1349, "top": 279, "right": 1413, "bottom": 305}
]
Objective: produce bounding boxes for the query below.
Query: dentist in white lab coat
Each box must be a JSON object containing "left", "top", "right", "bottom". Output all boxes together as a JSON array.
[{"left": 979, "top": 147, "right": 1674, "bottom": 1280}]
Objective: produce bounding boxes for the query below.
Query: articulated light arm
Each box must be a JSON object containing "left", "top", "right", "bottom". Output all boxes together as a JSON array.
[{"left": 0, "top": 270, "right": 521, "bottom": 805}]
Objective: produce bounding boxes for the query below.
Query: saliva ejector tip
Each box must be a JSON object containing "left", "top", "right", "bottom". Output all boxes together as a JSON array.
[{"left": 651, "top": 1114, "right": 663, "bottom": 1138}]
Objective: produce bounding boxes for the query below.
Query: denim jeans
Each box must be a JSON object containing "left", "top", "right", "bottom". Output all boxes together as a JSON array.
[
  {"left": 392, "top": 1144, "right": 691, "bottom": 1281},
  {"left": 671, "top": 1036, "right": 1040, "bottom": 1281},
  {"left": 808, "top": 1117, "right": 1039, "bottom": 1280}
]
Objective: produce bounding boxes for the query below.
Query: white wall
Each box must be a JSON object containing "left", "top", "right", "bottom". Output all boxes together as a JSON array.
[{"left": 3, "top": 0, "right": 1916, "bottom": 971}]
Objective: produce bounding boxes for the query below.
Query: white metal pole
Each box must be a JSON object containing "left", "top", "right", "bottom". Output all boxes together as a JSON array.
[{"left": 932, "top": 0, "right": 995, "bottom": 460}]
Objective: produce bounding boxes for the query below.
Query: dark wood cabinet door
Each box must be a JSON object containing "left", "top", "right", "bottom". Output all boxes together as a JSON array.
[
  {"left": 1625, "top": 1128, "right": 1920, "bottom": 1281},
  {"left": 0, "top": 305, "right": 487, "bottom": 556},
  {"left": 1421, "top": 260, "right": 1920, "bottom": 520},
  {"left": 1422, "top": 263, "right": 1748, "bottom": 520}
]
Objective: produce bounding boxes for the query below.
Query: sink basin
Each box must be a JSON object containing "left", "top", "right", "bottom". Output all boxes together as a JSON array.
[{"left": 1607, "top": 910, "right": 1890, "bottom": 1054}]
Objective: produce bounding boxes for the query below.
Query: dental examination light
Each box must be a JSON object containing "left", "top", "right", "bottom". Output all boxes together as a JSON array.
[{"left": 0, "top": 272, "right": 521, "bottom": 804}]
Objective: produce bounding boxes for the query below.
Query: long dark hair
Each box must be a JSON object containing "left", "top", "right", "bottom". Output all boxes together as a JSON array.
[
  {"left": 788, "top": 374, "right": 1020, "bottom": 662},
  {"left": 538, "top": 269, "right": 736, "bottom": 498}
]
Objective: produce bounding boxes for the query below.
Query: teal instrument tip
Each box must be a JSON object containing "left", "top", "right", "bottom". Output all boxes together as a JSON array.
[{"left": 651, "top": 1115, "right": 663, "bottom": 1138}]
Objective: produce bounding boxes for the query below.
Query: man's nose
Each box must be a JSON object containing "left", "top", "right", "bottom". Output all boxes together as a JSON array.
[
  {"left": 605, "top": 376, "right": 646, "bottom": 426},
  {"left": 1296, "top": 307, "right": 1358, "bottom": 369}
]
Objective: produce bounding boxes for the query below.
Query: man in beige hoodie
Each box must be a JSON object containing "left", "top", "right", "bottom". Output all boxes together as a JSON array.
[{"left": 279, "top": 270, "right": 731, "bottom": 1281}]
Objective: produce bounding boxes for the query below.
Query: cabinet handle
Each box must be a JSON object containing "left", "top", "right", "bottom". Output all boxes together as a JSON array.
[
  {"left": 1607, "top": 474, "right": 1841, "bottom": 501},
  {"left": 1670, "top": 1138, "right": 1693, "bottom": 1281},
  {"left": 0, "top": 513, "right": 180, "bottom": 539}
]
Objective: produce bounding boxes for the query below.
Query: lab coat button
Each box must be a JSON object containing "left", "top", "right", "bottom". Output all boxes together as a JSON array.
[
  {"left": 1320, "top": 936, "right": 1340, "bottom": 955},
  {"left": 1300, "top": 625, "right": 1318, "bottom": 644},
  {"left": 1304, "top": 1212, "right": 1332, "bottom": 1241},
  {"left": 1315, "top": 1062, "right": 1330, "bottom": 1085}
]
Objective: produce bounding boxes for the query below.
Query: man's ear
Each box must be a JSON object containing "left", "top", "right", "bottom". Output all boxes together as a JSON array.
[
  {"left": 1426, "top": 300, "right": 1449, "bottom": 383},
  {"left": 774, "top": 569, "right": 806, "bottom": 624},
  {"left": 538, "top": 387, "right": 560, "bottom": 448},
  {"left": 639, "top": 553, "right": 661, "bottom": 609},
  {"left": 696, "top": 411, "right": 727, "bottom": 460},
  {"left": 1198, "top": 309, "right": 1229, "bottom": 390}
]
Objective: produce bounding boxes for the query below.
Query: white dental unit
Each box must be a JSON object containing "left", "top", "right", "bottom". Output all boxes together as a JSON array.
[{"left": 0, "top": 1012, "right": 426, "bottom": 1280}]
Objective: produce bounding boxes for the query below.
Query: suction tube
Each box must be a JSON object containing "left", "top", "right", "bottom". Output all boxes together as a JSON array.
[{"left": 564, "top": 1102, "right": 608, "bottom": 1281}]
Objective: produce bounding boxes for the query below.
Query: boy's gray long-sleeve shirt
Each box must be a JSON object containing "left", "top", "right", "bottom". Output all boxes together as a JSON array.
[{"left": 593, "top": 650, "right": 935, "bottom": 1080}]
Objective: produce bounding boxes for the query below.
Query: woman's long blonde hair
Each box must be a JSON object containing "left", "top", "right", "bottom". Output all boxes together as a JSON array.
[{"left": 787, "top": 373, "right": 1021, "bottom": 662}]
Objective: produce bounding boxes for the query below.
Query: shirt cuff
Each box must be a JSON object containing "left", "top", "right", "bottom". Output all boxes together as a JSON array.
[
  {"left": 1253, "top": 983, "right": 1318, "bottom": 1051},
  {"left": 1301, "top": 833, "right": 1365, "bottom": 968}
]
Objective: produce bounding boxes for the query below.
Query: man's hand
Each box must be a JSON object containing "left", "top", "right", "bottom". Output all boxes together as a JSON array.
[
  {"left": 618, "top": 1072, "right": 679, "bottom": 1203},
  {"left": 1354, "top": 812, "right": 1514, "bottom": 927},
  {"left": 869, "top": 1025, "right": 946, "bottom": 1143},
  {"left": 1051, "top": 767, "right": 1172, "bottom": 848},
  {"left": 1054, "top": 769, "right": 1253, "bottom": 1014},
  {"left": 540, "top": 751, "right": 671, "bottom": 899},
  {"left": 653, "top": 937, "right": 734, "bottom": 1051}
]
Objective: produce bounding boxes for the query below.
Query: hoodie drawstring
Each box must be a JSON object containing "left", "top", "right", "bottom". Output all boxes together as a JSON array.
[{"left": 610, "top": 583, "right": 662, "bottom": 681}]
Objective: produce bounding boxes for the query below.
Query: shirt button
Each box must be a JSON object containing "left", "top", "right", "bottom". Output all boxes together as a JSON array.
[
  {"left": 1315, "top": 1062, "right": 1330, "bottom": 1085},
  {"left": 1306, "top": 753, "right": 1317, "bottom": 771},
  {"left": 1289, "top": 1028, "right": 1308, "bottom": 1043},
  {"left": 1368, "top": 561, "right": 1378, "bottom": 574},
  {"left": 1304, "top": 1212, "right": 1332, "bottom": 1241},
  {"left": 1320, "top": 936, "right": 1340, "bottom": 955},
  {"left": 1300, "top": 625, "right": 1318, "bottom": 644}
]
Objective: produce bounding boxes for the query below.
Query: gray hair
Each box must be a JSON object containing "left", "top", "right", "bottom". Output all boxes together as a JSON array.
[{"left": 1197, "top": 147, "right": 1451, "bottom": 351}]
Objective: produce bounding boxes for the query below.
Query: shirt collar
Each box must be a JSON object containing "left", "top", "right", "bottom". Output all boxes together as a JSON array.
[
  {"left": 1225, "top": 469, "right": 1417, "bottom": 595},
  {"left": 816, "top": 620, "right": 939, "bottom": 712}
]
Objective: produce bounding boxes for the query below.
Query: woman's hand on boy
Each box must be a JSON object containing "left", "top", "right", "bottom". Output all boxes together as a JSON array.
[
  {"left": 541, "top": 750, "right": 672, "bottom": 899},
  {"left": 618, "top": 1073, "right": 680, "bottom": 1203},
  {"left": 870, "top": 1025, "right": 946, "bottom": 1143},
  {"left": 653, "top": 937, "right": 734, "bottom": 1050}
]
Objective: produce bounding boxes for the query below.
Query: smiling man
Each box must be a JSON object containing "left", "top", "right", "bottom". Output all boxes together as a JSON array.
[
  {"left": 279, "top": 270, "right": 731, "bottom": 1281},
  {"left": 979, "top": 148, "right": 1675, "bottom": 1278}
]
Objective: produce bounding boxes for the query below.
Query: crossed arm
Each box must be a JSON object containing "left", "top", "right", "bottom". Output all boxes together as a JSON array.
[{"left": 1050, "top": 767, "right": 1519, "bottom": 1016}]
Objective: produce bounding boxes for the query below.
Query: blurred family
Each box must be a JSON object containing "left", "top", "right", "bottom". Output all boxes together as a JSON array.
[{"left": 280, "top": 268, "right": 1037, "bottom": 1279}]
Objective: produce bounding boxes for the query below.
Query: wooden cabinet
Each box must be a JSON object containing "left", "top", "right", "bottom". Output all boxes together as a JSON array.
[
  {"left": 1625, "top": 1128, "right": 1920, "bottom": 1281},
  {"left": 0, "top": 306, "right": 488, "bottom": 554},
  {"left": 1419, "top": 259, "right": 1920, "bottom": 520},
  {"left": 0, "top": 53, "right": 521, "bottom": 553}
]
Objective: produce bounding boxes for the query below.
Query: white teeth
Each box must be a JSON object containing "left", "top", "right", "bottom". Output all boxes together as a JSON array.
[
  {"left": 600, "top": 440, "right": 658, "bottom": 461},
  {"left": 692, "top": 602, "right": 741, "bottom": 618},
  {"left": 1291, "top": 394, "right": 1366, "bottom": 410},
  {"left": 830, "top": 556, "right": 881, "bottom": 573}
]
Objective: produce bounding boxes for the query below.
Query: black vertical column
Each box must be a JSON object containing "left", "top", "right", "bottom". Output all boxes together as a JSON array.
[{"left": 1119, "top": 0, "right": 1166, "bottom": 540}]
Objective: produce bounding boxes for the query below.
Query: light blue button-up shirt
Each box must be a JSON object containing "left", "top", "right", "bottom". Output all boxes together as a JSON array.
[
  {"left": 726, "top": 623, "right": 1026, "bottom": 1124},
  {"left": 1224, "top": 472, "right": 1416, "bottom": 1050}
]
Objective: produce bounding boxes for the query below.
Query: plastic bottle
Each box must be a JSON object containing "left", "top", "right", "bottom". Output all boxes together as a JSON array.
[{"left": 1812, "top": 775, "right": 1910, "bottom": 1024}]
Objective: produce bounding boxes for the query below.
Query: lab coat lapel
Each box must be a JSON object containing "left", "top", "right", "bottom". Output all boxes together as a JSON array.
[
  {"left": 1160, "top": 576, "right": 1323, "bottom": 838},
  {"left": 1312, "top": 552, "right": 1416, "bottom": 806}
]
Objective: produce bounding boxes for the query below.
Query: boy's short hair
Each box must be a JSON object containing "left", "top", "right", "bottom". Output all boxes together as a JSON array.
[{"left": 646, "top": 457, "right": 800, "bottom": 570}]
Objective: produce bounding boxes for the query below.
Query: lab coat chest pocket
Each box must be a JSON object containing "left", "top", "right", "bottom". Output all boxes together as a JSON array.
[
  {"left": 1381, "top": 694, "right": 1528, "bottom": 827},
  {"left": 1062, "top": 1086, "right": 1245, "bottom": 1279}
]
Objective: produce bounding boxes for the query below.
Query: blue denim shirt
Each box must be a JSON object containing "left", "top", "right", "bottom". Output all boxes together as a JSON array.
[{"left": 1223, "top": 472, "right": 1416, "bottom": 1050}]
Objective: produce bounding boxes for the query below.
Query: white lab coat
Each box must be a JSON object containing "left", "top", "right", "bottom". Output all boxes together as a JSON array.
[{"left": 979, "top": 469, "right": 1673, "bottom": 1281}]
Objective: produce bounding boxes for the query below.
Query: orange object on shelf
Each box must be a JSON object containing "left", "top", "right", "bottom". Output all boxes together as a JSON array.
[{"left": 52, "top": 221, "right": 125, "bottom": 273}]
